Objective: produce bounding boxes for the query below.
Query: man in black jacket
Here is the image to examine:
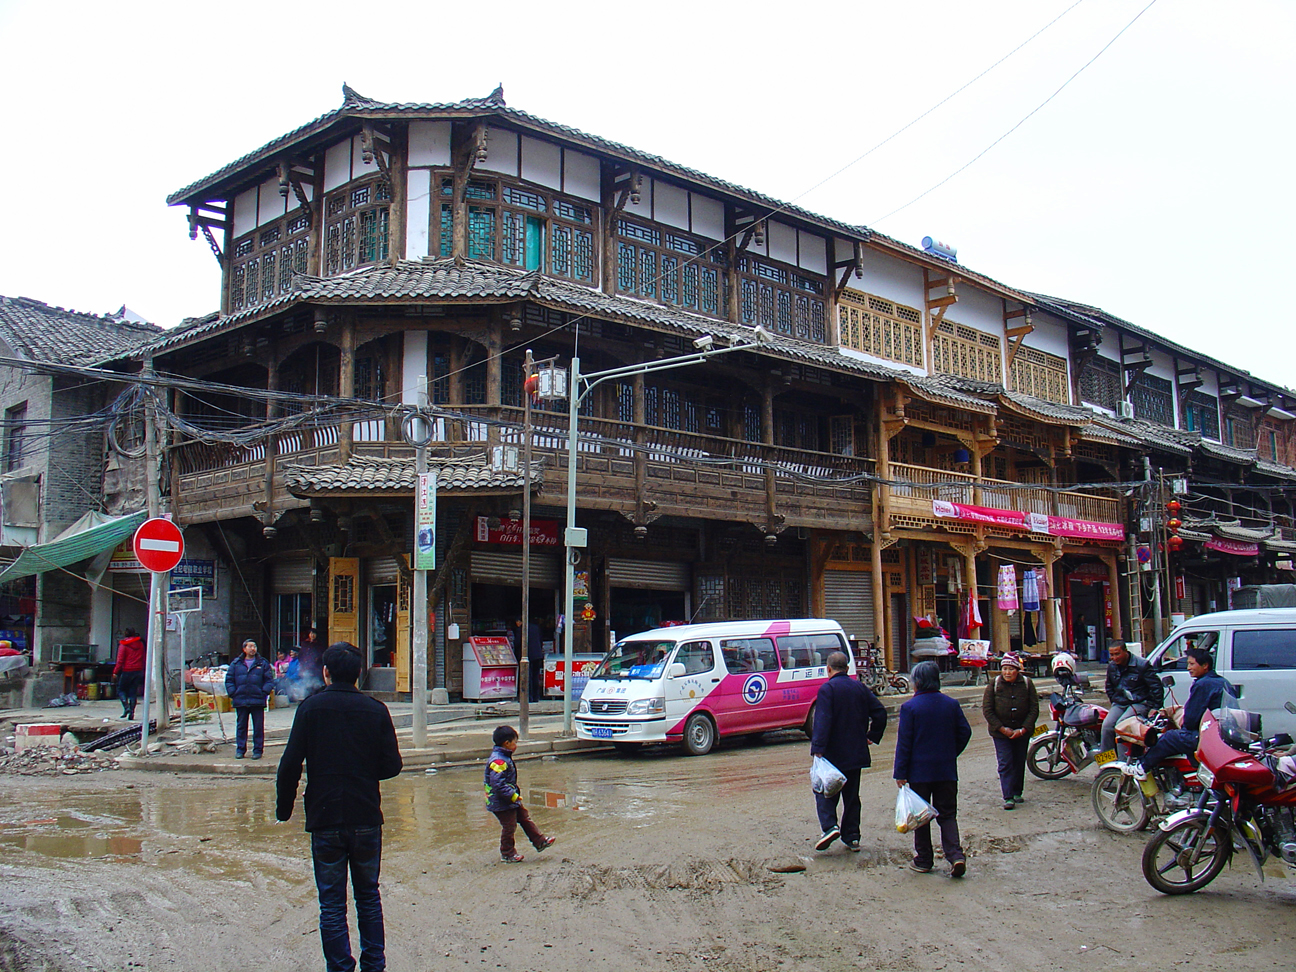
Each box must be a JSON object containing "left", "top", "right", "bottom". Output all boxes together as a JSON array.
[
  {"left": 810, "top": 651, "right": 888, "bottom": 852},
  {"left": 1101, "top": 641, "right": 1165, "bottom": 755},
  {"left": 277, "top": 642, "right": 402, "bottom": 972}
]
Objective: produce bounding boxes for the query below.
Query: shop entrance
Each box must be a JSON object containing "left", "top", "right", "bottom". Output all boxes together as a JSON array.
[
  {"left": 369, "top": 585, "right": 397, "bottom": 667},
  {"left": 275, "top": 593, "right": 312, "bottom": 660},
  {"left": 471, "top": 583, "right": 556, "bottom": 647},
  {"left": 1067, "top": 578, "right": 1106, "bottom": 663},
  {"left": 609, "top": 588, "right": 687, "bottom": 640}
]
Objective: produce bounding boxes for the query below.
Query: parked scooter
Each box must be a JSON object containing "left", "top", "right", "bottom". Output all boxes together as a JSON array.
[
  {"left": 1027, "top": 653, "right": 1108, "bottom": 780},
  {"left": 1091, "top": 699, "right": 1205, "bottom": 832},
  {"left": 1141, "top": 692, "right": 1296, "bottom": 894}
]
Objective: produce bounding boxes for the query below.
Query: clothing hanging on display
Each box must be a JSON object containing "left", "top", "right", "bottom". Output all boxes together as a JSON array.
[
  {"left": 997, "top": 565, "right": 1019, "bottom": 612},
  {"left": 1022, "top": 569, "right": 1040, "bottom": 612},
  {"left": 1022, "top": 611, "right": 1038, "bottom": 647}
]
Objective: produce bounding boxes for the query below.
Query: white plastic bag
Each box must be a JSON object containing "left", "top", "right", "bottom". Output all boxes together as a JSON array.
[
  {"left": 895, "top": 784, "right": 938, "bottom": 833},
  {"left": 809, "top": 755, "right": 847, "bottom": 797}
]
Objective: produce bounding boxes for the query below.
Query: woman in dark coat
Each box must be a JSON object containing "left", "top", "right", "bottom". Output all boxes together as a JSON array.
[
  {"left": 225, "top": 639, "right": 275, "bottom": 759},
  {"left": 893, "top": 660, "right": 972, "bottom": 876},
  {"left": 981, "top": 652, "right": 1039, "bottom": 809}
]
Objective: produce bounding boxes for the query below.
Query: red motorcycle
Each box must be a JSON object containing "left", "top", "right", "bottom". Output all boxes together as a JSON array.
[
  {"left": 1141, "top": 690, "right": 1296, "bottom": 894},
  {"left": 1090, "top": 705, "right": 1205, "bottom": 833},
  {"left": 1027, "top": 668, "right": 1108, "bottom": 780}
]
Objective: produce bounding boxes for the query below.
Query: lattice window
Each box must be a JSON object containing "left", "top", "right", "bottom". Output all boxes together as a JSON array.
[
  {"left": 324, "top": 177, "right": 390, "bottom": 275},
  {"left": 1009, "top": 346, "right": 1070, "bottom": 404},
  {"left": 1224, "top": 413, "right": 1254, "bottom": 450},
  {"left": 1131, "top": 372, "right": 1173, "bottom": 426},
  {"left": 774, "top": 409, "right": 820, "bottom": 451},
  {"left": 4, "top": 403, "right": 26, "bottom": 473},
  {"left": 355, "top": 354, "right": 384, "bottom": 402},
  {"left": 332, "top": 574, "right": 354, "bottom": 614},
  {"left": 430, "top": 352, "right": 450, "bottom": 405},
  {"left": 228, "top": 205, "right": 312, "bottom": 312},
  {"left": 1184, "top": 391, "right": 1220, "bottom": 439},
  {"left": 616, "top": 219, "right": 723, "bottom": 316},
  {"left": 735, "top": 254, "right": 827, "bottom": 343},
  {"left": 695, "top": 574, "right": 725, "bottom": 622},
  {"left": 932, "top": 320, "right": 1003, "bottom": 383},
  {"left": 837, "top": 289, "right": 924, "bottom": 367},
  {"left": 1080, "top": 356, "right": 1122, "bottom": 411}
]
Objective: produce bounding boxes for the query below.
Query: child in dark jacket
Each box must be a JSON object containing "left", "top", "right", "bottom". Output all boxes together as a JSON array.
[{"left": 484, "top": 725, "right": 556, "bottom": 863}]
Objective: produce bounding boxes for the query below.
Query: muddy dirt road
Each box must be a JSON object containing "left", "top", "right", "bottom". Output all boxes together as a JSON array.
[{"left": 1, "top": 719, "right": 1293, "bottom": 972}]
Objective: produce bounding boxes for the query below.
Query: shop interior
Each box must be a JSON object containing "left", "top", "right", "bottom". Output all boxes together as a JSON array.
[
  {"left": 608, "top": 588, "right": 687, "bottom": 640},
  {"left": 471, "top": 583, "right": 557, "bottom": 650}
]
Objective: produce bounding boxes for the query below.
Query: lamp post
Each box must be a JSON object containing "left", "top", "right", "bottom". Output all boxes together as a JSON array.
[
  {"left": 402, "top": 378, "right": 435, "bottom": 749},
  {"left": 560, "top": 329, "right": 770, "bottom": 733}
]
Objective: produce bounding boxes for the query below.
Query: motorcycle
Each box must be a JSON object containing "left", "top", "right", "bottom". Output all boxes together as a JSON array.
[
  {"left": 1141, "top": 691, "right": 1296, "bottom": 895},
  {"left": 1027, "top": 669, "right": 1108, "bottom": 780},
  {"left": 1091, "top": 702, "right": 1205, "bottom": 833}
]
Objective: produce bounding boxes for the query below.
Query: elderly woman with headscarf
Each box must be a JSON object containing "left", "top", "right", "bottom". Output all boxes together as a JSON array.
[
  {"left": 981, "top": 651, "right": 1039, "bottom": 810},
  {"left": 893, "top": 660, "right": 972, "bottom": 877}
]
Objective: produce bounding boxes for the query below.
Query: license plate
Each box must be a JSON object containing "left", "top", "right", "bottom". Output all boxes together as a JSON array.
[
  {"left": 1032, "top": 724, "right": 1048, "bottom": 737},
  {"left": 1094, "top": 748, "right": 1117, "bottom": 766},
  {"left": 590, "top": 727, "right": 614, "bottom": 739}
]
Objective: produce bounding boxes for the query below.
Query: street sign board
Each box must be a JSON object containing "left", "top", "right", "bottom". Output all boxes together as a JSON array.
[{"left": 133, "top": 518, "right": 184, "bottom": 573}]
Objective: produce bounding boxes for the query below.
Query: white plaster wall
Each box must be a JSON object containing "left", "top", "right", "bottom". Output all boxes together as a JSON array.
[
  {"left": 841, "top": 346, "right": 923, "bottom": 377},
  {"left": 1195, "top": 368, "right": 1220, "bottom": 398},
  {"left": 406, "top": 169, "right": 431, "bottom": 259},
  {"left": 402, "top": 331, "right": 428, "bottom": 404},
  {"left": 257, "top": 177, "right": 286, "bottom": 226},
  {"left": 521, "top": 136, "right": 562, "bottom": 190},
  {"left": 1019, "top": 311, "right": 1071, "bottom": 359},
  {"left": 623, "top": 176, "right": 652, "bottom": 218},
  {"left": 477, "top": 127, "right": 519, "bottom": 177},
  {"left": 798, "top": 232, "right": 827, "bottom": 275},
  {"left": 408, "top": 120, "right": 451, "bottom": 167},
  {"left": 324, "top": 140, "right": 351, "bottom": 192},
  {"left": 563, "top": 149, "right": 601, "bottom": 202},
  {"left": 853, "top": 248, "right": 926, "bottom": 316},
  {"left": 654, "top": 182, "right": 688, "bottom": 230},
  {"left": 233, "top": 187, "right": 258, "bottom": 237},
  {"left": 767, "top": 220, "right": 797, "bottom": 266},
  {"left": 949, "top": 286, "right": 1006, "bottom": 342},
  {"left": 691, "top": 193, "right": 724, "bottom": 241}
]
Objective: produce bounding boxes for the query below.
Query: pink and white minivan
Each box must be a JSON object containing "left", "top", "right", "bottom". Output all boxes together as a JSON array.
[{"left": 574, "top": 619, "right": 855, "bottom": 756}]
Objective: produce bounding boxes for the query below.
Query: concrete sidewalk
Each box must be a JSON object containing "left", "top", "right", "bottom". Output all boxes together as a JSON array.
[{"left": 2, "top": 680, "right": 1006, "bottom": 776}]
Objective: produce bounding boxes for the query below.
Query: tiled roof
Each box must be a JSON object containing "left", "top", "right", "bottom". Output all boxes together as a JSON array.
[
  {"left": 999, "top": 391, "right": 1095, "bottom": 426},
  {"left": 167, "top": 90, "right": 870, "bottom": 242},
  {"left": 902, "top": 374, "right": 998, "bottom": 414},
  {"left": 1079, "top": 419, "right": 1145, "bottom": 449},
  {"left": 1197, "top": 439, "right": 1258, "bottom": 465},
  {"left": 0, "top": 296, "right": 161, "bottom": 366},
  {"left": 282, "top": 454, "right": 540, "bottom": 496},
  {"left": 1254, "top": 458, "right": 1296, "bottom": 481},
  {"left": 1109, "top": 418, "right": 1198, "bottom": 456}
]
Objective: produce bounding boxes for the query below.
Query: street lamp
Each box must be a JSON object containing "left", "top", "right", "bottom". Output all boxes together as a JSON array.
[{"left": 560, "top": 327, "right": 772, "bottom": 733}]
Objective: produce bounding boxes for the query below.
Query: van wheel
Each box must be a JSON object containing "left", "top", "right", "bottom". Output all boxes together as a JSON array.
[
  {"left": 613, "top": 742, "right": 642, "bottom": 755},
  {"left": 683, "top": 713, "right": 716, "bottom": 756},
  {"left": 803, "top": 703, "right": 816, "bottom": 738}
]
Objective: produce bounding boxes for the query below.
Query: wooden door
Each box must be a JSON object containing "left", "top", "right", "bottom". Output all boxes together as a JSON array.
[{"left": 328, "top": 557, "right": 360, "bottom": 648}]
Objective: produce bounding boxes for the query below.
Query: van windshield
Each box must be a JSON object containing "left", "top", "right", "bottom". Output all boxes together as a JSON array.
[{"left": 591, "top": 639, "right": 675, "bottom": 680}]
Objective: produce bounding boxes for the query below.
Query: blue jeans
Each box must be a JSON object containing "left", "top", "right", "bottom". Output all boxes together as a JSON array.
[
  {"left": 814, "top": 767, "right": 862, "bottom": 842},
  {"left": 311, "top": 826, "right": 385, "bottom": 972},
  {"left": 234, "top": 706, "right": 264, "bottom": 756},
  {"left": 1140, "top": 728, "right": 1198, "bottom": 771}
]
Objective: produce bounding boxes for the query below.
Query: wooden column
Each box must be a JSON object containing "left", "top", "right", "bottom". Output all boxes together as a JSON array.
[
  {"left": 1042, "top": 549, "right": 1061, "bottom": 650},
  {"left": 633, "top": 372, "right": 646, "bottom": 513},
  {"left": 970, "top": 436, "right": 983, "bottom": 507},
  {"left": 1104, "top": 553, "right": 1123, "bottom": 641},
  {"left": 874, "top": 392, "right": 891, "bottom": 668},
  {"left": 486, "top": 325, "right": 502, "bottom": 450},
  {"left": 388, "top": 129, "right": 407, "bottom": 264},
  {"left": 339, "top": 318, "right": 355, "bottom": 462},
  {"left": 307, "top": 160, "right": 324, "bottom": 276}
]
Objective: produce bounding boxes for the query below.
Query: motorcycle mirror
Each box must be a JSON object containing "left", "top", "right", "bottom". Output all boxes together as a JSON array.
[
  {"left": 1285, "top": 701, "right": 1296, "bottom": 715},
  {"left": 1162, "top": 676, "right": 1175, "bottom": 687}
]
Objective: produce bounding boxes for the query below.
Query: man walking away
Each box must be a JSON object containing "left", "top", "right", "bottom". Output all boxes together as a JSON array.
[
  {"left": 1100, "top": 641, "right": 1164, "bottom": 756},
  {"left": 810, "top": 650, "right": 888, "bottom": 852},
  {"left": 277, "top": 642, "right": 403, "bottom": 972}
]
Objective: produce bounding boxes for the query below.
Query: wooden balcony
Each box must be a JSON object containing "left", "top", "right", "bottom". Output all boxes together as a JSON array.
[
  {"left": 887, "top": 461, "right": 1121, "bottom": 528},
  {"left": 173, "top": 407, "right": 876, "bottom": 531}
]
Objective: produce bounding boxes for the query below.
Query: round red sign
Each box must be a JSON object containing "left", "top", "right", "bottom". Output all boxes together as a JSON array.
[{"left": 133, "top": 518, "right": 184, "bottom": 573}]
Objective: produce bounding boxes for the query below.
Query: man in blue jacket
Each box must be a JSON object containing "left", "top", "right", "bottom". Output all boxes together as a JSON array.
[
  {"left": 893, "top": 660, "right": 973, "bottom": 876},
  {"left": 1127, "top": 647, "right": 1234, "bottom": 781},
  {"left": 277, "top": 642, "right": 403, "bottom": 972},
  {"left": 810, "top": 650, "right": 888, "bottom": 852}
]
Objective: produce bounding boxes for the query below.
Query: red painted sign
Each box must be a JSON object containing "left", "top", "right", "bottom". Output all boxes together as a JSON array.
[
  {"left": 931, "top": 501, "right": 1123, "bottom": 541},
  {"left": 133, "top": 518, "right": 184, "bottom": 573},
  {"left": 1205, "top": 537, "right": 1259, "bottom": 557},
  {"left": 474, "top": 516, "right": 560, "bottom": 546}
]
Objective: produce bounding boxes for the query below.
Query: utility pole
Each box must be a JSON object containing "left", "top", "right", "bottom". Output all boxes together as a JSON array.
[
  {"left": 140, "top": 363, "right": 170, "bottom": 752},
  {"left": 519, "top": 350, "right": 535, "bottom": 739},
  {"left": 407, "top": 377, "right": 435, "bottom": 750}
]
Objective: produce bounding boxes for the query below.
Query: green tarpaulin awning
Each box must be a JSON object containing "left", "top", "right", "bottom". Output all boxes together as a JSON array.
[{"left": 0, "top": 510, "right": 147, "bottom": 583}]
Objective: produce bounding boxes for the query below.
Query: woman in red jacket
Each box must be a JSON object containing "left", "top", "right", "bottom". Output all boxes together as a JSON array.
[{"left": 113, "top": 628, "right": 147, "bottom": 720}]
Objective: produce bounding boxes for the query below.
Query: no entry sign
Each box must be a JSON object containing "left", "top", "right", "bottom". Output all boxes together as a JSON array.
[{"left": 133, "top": 518, "right": 184, "bottom": 573}]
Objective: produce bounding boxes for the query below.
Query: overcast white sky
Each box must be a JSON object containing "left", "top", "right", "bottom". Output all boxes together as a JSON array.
[{"left": 0, "top": 0, "right": 1291, "bottom": 386}]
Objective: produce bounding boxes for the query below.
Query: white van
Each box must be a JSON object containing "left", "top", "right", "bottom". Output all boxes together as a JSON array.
[
  {"left": 574, "top": 619, "right": 855, "bottom": 756},
  {"left": 1145, "top": 608, "right": 1296, "bottom": 736}
]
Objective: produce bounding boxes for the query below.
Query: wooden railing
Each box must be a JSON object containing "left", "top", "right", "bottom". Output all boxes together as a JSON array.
[{"left": 888, "top": 462, "right": 1121, "bottom": 524}]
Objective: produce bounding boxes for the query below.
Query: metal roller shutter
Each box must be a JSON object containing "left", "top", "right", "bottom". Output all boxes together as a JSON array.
[
  {"left": 606, "top": 558, "right": 689, "bottom": 591},
  {"left": 272, "top": 557, "right": 315, "bottom": 593},
  {"left": 471, "top": 550, "right": 561, "bottom": 586},
  {"left": 112, "top": 572, "right": 149, "bottom": 599},
  {"left": 366, "top": 556, "right": 401, "bottom": 586},
  {"left": 823, "top": 570, "right": 875, "bottom": 643}
]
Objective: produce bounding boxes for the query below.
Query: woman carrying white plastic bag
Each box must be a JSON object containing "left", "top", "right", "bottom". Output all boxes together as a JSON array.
[{"left": 892, "top": 661, "right": 972, "bottom": 876}]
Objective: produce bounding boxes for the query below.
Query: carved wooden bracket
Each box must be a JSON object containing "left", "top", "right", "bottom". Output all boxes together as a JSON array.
[
  {"left": 1003, "top": 303, "right": 1035, "bottom": 371},
  {"left": 924, "top": 268, "right": 959, "bottom": 341}
]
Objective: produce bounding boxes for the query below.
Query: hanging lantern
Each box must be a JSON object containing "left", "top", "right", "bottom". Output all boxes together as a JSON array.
[
  {"left": 952, "top": 447, "right": 971, "bottom": 465},
  {"left": 1168, "top": 535, "right": 1184, "bottom": 552},
  {"left": 1166, "top": 499, "right": 1182, "bottom": 515},
  {"left": 1167, "top": 518, "right": 1182, "bottom": 532}
]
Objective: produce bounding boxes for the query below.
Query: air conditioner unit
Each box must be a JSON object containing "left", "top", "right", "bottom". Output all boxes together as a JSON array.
[{"left": 1118, "top": 402, "right": 1135, "bottom": 419}]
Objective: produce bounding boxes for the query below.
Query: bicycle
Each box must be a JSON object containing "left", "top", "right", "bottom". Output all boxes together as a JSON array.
[{"left": 855, "top": 640, "right": 912, "bottom": 696}]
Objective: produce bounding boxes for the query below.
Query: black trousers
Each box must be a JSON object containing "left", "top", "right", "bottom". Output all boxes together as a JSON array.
[{"left": 908, "top": 780, "right": 963, "bottom": 867}]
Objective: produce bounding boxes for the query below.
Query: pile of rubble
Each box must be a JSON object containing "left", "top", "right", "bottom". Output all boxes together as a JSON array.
[{"left": 0, "top": 744, "right": 120, "bottom": 776}]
